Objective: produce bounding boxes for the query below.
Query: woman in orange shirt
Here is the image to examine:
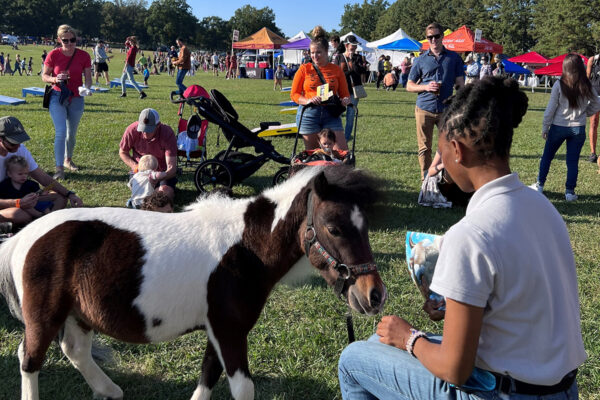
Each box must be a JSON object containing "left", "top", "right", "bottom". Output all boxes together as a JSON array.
[{"left": 291, "top": 26, "right": 351, "bottom": 150}]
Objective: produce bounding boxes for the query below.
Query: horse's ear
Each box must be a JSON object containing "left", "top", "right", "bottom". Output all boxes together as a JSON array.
[{"left": 313, "top": 171, "right": 330, "bottom": 198}]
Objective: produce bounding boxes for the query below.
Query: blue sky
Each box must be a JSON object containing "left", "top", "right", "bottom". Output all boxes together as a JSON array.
[{"left": 186, "top": 0, "right": 363, "bottom": 38}]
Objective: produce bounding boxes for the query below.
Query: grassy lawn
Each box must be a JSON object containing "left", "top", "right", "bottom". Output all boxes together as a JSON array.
[{"left": 0, "top": 44, "right": 598, "bottom": 399}]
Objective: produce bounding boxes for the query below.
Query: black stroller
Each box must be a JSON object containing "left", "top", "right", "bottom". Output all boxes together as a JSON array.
[{"left": 171, "top": 86, "right": 290, "bottom": 193}]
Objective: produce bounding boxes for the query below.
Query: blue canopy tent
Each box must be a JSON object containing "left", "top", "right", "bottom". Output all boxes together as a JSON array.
[
  {"left": 502, "top": 59, "right": 530, "bottom": 75},
  {"left": 377, "top": 38, "right": 421, "bottom": 52}
]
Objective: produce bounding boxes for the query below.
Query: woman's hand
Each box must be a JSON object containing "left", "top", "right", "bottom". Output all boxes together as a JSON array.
[
  {"left": 427, "top": 163, "right": 442, "bottom": 177},
  {"left": 19, "top": 193, "right": 39, "bottom": 209},
  {"left": 541, "top": 131, "right": 548, "bottom": 140},
  {"left": 376, "top": 315, "right": 414, "bottom": 349},
  {"left": 341, "top": 97, "right": 352, "bottom": 106},
  {"left": 56, "top": 72, "right": 69, "bottom": 82},
  {"left": 423, "top": 298, "right": 446, "bottom": 321},
  {"left": 307, "top": 96, "right": 322, "bottom": 105},
  {"left": 68, "top": 193, "right": 83, "bottom": 207}
]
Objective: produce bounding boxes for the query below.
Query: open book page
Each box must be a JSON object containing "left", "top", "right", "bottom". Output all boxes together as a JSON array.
[{"left": 405, "top": 231, "right": 445, "bottom": 308}]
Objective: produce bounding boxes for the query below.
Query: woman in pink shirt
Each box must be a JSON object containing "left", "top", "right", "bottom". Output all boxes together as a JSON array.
[
  {"left": 120, "top": 36, "right": 147, "bottom": 99},
  {"left": 41, "top": 24, "right": 92, "bottom": 180}
]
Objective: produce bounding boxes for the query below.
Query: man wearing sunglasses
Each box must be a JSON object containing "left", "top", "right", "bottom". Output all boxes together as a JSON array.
[
  {"left": 0, "top": 116, "right": 83, "bottom": 230},
  {"left": 407, "top": 22, "right": 464, "bottom": 180}
]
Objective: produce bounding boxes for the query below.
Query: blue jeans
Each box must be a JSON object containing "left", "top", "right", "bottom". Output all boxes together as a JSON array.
[
  {"left": 49, "top": 91, "right": 84, "bottom": 166},
  {"left": 344, "top": 95, "right": 359, "bottom": 142},
  {"left": 176, "top": 68, "right": 188, "bottom": 94},
  {"left": 296, "top": 105, "right": 343, "bottom": 134},
  {"left": 536, "top": 124, "right": 586, "bottom": 193},
  {"left": 121, "top": 65, "right": 143, "bottom": 94},
  {"left": 338, "top": 334, "right": 579, "bottom": 400}
]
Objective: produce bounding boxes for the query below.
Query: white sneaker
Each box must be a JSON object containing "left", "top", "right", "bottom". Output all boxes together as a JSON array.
[
  {"left": 565, "top": 193, "right": 578, "bottom": 202},
  {"left": 529, "top": 182, "right": 543, "bottom": 193}
]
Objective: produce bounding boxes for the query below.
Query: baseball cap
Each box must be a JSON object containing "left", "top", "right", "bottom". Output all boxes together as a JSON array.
[
  {"left": 0, "top": 116, "right": 30, "bottom": 144},
  {"left": 344, "top": 35, "right": 359, "bottom": 45},
  {"left": 138, "top": 109, "right": 160, "bottom": 133}
]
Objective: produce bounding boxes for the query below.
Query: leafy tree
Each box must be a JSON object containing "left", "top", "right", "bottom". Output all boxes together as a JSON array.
[
  {"left": 2, "top": 0, "right": 60, "bottom": 36},
  {"left": 481, "top": 0, "right": 535, "bottom": 56},
  {"left": 533, "top": 0, "right": 599, "bottom": 55},
  {"left": 197, "top": 16, "right": 231, "bottom": 50},
  {"left": 100, "top": 0, "right": 150, "bottom": 45},
  {"left": 60, "top": 0, "right": 103, "bottom": 38},
  {"left": 374, "top": 0, "right": 448, "bottom": 41},
  {"left": 229, "top": 5, "right": 283, "bottom": 40},
  {"left": 340, "top": 0, "right": 389, "bottom": 41},
  {"left": 145, "top": 0, "right": 197, "bottom": 46}
]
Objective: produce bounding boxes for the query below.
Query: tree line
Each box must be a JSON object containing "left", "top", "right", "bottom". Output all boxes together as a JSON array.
[
  {"left": 0, "top": 0, "right": 283, "bottom": 51},
  {"left": 2, "top": 0, "right": 599, "bottom": 56},
  {"left": 340, "top": 0, "right": 600, "bottom": 57}
]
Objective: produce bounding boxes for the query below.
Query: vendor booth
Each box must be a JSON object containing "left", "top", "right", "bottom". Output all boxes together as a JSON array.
[
  {"left": 421, "top": 25, "right": 503, "bottom": 54},
  {"left": 534, "top": 53, "right": 588, "bottom": 76},
  {"left": 233, "top": 27, "right": 288, "bottom": 79},
  {"left": 366, "top": 28, "right": 420, "bottom": 70}
]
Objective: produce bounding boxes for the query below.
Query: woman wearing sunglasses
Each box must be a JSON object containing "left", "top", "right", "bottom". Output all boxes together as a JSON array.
[{"left": 41, "top": 24, "right": 92, "bottom": 180}]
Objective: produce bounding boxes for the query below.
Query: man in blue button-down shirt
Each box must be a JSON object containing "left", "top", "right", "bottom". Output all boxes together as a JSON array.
[{"left": 407, "top": 23, "right": 464, "bottom": 179}]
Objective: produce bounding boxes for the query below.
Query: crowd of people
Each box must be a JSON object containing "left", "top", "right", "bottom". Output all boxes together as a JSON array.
[{"left": 0, "top": 21, "right": 596, "bottom": 400}]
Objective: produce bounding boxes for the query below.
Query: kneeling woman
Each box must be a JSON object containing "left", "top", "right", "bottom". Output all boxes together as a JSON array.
[
  {"left": 338, "top": 77, "right": 586, "bottom": 399},
  {"left": 290, "top": 26, "right": 351, "bottom": 151}
]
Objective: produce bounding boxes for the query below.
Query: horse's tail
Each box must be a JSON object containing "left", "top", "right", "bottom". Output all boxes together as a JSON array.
[{"left": 0, "top": 236, "right": 23, "bottom": 322}]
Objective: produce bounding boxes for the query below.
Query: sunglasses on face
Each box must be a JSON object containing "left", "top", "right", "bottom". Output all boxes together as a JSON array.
[
  {"left": 62, "top": 37, "right": 77, "bottom": 43},
  {"left": 427, "top": 33, "right": 442, "bottom": 41}
]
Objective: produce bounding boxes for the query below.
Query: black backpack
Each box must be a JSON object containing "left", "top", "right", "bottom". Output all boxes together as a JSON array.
[{"left": 591, "top": 56, "right": 600, "bottom": 93}]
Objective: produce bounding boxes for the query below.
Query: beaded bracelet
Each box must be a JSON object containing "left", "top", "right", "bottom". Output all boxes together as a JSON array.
[{"left": 406, "top": 328, "right": 427, "bottom": 358}]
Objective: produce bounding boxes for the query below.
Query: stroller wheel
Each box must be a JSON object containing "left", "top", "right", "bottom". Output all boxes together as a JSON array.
[
  {"left": 194, "top": 160, "right": 233, "bottom": 193},
  {"left": 273, "top": 166, "right": 290, "bottom": 186}
]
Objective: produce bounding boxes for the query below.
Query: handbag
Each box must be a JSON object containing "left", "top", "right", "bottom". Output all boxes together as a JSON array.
[
  {"left": 311, "top": 62, "right": 346, "bottom": 118},
  {"left": 43, "top": 49, "right": 77, "bottom": 109},
  {"left": 343, "top": 55, "right": 367, "bottom": 99}
]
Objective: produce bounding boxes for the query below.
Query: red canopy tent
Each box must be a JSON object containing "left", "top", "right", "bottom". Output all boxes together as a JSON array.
[
  {"left": 508, "top": 51, "right": 549, "bottom": 64},
  {"left": 232, "top": 27, "right": 288, "bottom": 49},
  {"left": 534, "top": 54, "right": 589, "bottom": 76},
  {"left": 421, "top": 25, "right": 503, "bottom": 53}
]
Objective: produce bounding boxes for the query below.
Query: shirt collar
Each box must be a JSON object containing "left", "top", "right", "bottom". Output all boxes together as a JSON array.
[
  {"left": 466, "top": 173, "right": 522, "bottom": 215},
  {"left": 425, "top": 47, "right": 447, "bottom": 58}
]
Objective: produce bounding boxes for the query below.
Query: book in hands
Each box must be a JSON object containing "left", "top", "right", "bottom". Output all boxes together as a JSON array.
[{"left": 405, "top": 231, "right": 445, "bottom": 309}]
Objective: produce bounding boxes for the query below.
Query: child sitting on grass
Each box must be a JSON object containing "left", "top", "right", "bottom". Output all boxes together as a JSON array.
[
  {"left": 127, "top": 154, "right": 167, "bottom": 209},
  {"left": 0, "top": 155, "right": 56, "bottom": 218}
]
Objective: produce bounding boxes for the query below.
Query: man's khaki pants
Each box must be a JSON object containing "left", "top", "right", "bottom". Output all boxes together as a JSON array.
[{"left": 415, "top": 106, "right": 441, "bottom": 179}]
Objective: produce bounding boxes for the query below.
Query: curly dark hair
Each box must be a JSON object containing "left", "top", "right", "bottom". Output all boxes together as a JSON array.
[
  {"left": 440, "top": 76, "right": 528, "bottom": 160},
  {"left": 140, "top": 191, "right": 173, "bottom": 212}
]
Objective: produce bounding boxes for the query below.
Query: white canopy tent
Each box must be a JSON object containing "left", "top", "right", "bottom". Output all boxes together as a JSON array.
[
  {"left": 282, "top": 30, "right": 308, "bottom": 65},
  {"left": 366, "top": 28, "right": 417, "bottom": 71}
]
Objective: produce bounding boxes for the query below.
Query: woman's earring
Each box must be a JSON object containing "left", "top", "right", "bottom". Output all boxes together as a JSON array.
[{"left": 455, "top": 159, "right": 458, "bottom": 163}]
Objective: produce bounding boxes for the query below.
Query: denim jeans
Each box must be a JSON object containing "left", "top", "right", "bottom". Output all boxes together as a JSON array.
[
  {"left": 176, "top": 68, "right": 188, "bottom": 94},
  {"left": 49, "top": 91, "right": 84, "bottom": 167},
  {"left": 338, "top": 334, "right": 579, "bottom": 400},
  {"left": 344, "top": 95, "right": 359, "bottom": 142},
  {"left": 121, "top": 65, "right": 143, "bottom": 94},
  {"left": 536, "top": 124, "right": 586, "bottom": 193}
]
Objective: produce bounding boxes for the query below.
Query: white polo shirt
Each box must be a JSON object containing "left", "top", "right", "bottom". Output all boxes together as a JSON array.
[
  {"left": 430, "top": 173, "right": 586, "bottom": 386},
  {"left": 0, "top": 144, "right": 38, "bottom": 182}
]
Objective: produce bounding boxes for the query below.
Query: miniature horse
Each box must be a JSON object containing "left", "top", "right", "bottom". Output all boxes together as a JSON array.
[{"left": 0, "top": 166, "right": 387, "bottom": 400}]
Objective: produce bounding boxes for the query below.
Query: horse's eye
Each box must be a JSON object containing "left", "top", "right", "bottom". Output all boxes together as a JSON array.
[{"left": 327, "top": 226, "right": 341, "bottom": 236}]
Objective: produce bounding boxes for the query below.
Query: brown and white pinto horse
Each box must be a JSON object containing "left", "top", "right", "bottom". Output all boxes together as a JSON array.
[{"left": 0, "top": 165, "right": 386, "bottom": 400}]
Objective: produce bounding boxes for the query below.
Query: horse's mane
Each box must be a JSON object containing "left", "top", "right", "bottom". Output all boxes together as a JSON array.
[
  {"left": 184, "top": 166, "right": 379, "bottom": 211},
  {"left": 318, "top": 165, "right": 380, "bottom": 208}
]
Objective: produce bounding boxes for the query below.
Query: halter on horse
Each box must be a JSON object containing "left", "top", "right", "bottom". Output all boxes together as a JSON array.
[{"left": 0, "top": 165, "right": 386, "bottom": 400}]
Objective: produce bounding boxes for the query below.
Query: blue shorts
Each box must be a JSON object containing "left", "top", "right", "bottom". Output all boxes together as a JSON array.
[{"left": 296, "top": 105, "right": 343, "bottom": 134}]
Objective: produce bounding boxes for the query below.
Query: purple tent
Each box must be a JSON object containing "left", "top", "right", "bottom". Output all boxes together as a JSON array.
[{"left": 282, "top": 38, "right": 311, "bottom": 50}]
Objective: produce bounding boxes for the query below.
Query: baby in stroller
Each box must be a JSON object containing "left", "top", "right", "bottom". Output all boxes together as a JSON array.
[
  {"left": 127, "top": 154, "right": 167, "bottom": 209},
  {"left": 293, "top": 128, "right": 348, "bottom": 165}
]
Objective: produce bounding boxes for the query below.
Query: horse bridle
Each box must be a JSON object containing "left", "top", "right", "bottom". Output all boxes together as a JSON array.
[{"left": 303, "top": 190, "right": 378, "bottom": 343}]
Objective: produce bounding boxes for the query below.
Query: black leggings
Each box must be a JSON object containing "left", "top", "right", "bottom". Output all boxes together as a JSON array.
[{"left": 376, "top": 71, "right": 385, "bottom": 88}]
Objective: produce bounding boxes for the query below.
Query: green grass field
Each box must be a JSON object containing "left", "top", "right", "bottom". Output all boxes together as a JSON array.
[{"left": 0, "top": 44, "right": 599, "bottom": 399}]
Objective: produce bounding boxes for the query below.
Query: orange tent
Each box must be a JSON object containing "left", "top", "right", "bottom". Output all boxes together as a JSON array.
[
  {"left": 422, "top": 25, "right": 503, "bottom": 53},
  {"left": 232, "top": 27, "right": 288, "bottom": 49}
]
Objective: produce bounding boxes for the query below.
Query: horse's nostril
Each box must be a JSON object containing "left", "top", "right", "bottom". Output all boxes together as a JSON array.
[{"left": 370, "top": 289, "right": 382, "bottom": 308}]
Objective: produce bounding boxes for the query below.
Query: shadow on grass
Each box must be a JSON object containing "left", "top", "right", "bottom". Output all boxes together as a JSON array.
[
  {"left": 0, "top": 298, "right": 23, "bottom": 332},
  {"left": 0, "top": 352, "right": 337, "bottom": 400}
]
